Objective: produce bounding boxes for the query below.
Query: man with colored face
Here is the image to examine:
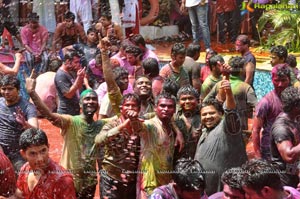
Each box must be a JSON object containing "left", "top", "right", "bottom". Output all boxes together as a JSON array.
[
  {"left": 160, "top": 43, "right": 190, "bottom": 87},
  {"left": 0, "top": 75, "right": 38, "bottom": 172},
  {"left": 137, "top": 92, "right": 183, "bottom": 198},
  {"left": 252, "top": 64, "right": 291, "bottom": 160},
  {"left": 241, "top": 159, "right": 300, "bottom": 199},
  {"left": 95, "top": 93, "right": 142, "bottom": 199},
  {"left": 174, "top": 85, "right": 201, "bottom": 162},
  {"left": 26, "top": 72, "right": 109, "bottom": 199},
  {"left": 6, "top": 128, "right": 76, "bottom": 198},
  {"left": 195, "top": 76, "right": 247, "bottom": 195}
]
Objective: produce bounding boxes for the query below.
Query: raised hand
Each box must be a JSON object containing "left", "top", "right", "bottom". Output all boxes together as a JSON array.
[
  {"left": 14, "top": 106, "right": 26, "bottom": 127},
  {"left": 25, "top": 69, "right": 37, "bottom": 94}
]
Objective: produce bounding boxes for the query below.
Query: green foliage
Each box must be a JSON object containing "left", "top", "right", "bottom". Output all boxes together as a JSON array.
[{"left": 258, "top": 10, "right": 300, "bottom": 52}]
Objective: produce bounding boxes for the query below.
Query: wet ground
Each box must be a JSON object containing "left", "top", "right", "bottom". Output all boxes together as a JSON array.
[{"left": 39, "top": 37, "right": 260, "bottom": 198}]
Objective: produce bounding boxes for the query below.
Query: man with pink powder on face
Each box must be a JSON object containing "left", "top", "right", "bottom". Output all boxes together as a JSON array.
[{"left": 252, "top": 64, "right": 291, "bottom": 161}]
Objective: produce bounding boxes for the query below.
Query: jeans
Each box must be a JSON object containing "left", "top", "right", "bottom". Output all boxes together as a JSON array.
[
  {"left": 187, "top": 3, "right": 211, "bottom": 49},
  {"left": 217, "top": 11, "right": 235, "bottom": 43},
  {"left": 100, "top": 171, "right": 136, "bottom": 199}
]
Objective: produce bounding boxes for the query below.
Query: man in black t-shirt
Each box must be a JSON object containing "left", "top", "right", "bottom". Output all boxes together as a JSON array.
[{"left": 270, "top": 86, "right": 300, "bottom": 187}]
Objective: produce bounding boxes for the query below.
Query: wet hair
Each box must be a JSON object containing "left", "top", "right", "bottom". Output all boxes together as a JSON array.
[
  {"left": 236, "top": 34, "right": 250, "bottom": 46},
  {"left": 171, "top": 43, "right": 186, "bottom": 56},
  {"left": 0, "top": 74, "right": 20, "bottom": 90},
  {"left": 200, "top": 99, "right": 224, "bottom": 114},
  {"left": 130, "top": 34, "right": 146, "bottom": 47},
  {"left": 64, "top": 11, "right": 75, "bottom": 21},
  {"left": 174, "top": 158, "right": 206, "bottom": 191},
  {"left": 177, "top": 85, "right": 200, "bottom": 100},
  {"left": 286, "top": 54, "right": 297, "bottom": 68},
  {"left": 100, "top": 12, "right": 112, "bottom": 21},
  {"left": 120, "top": 39, "right": 133, "bottom": 50},
  {"left": 64, "top": 50, "right": 81, "bottom": 62},
  {"left": 221, "top": 167, "right": 245, "bottom": 194},
  {"left": 162, "top": 78, "right": 180, "bottom": 97},
  {"left": 208, "top": 54, "right": 225, "bottom": 70},
  {"left": 241, "top": 159, "right": 283, "bottom": 194},
  {"left": 281, "top": 86, "right": 300, "bottom": 113},
  {"left": 228, "top": 56, "right": 245, "bottom": 76},
  {"left": 186, "top": 43, "right": 201, "bottom": 57},
  {"left": 155, "top": 92, "right": 176, "bottom": 107},
  {"left": 112, "top": 66, "right": 129, "bottom": 81},
  {"left": 48, "top": 57, "right": 62, "bottom": 72},
  {"left": 142, "top": 58, "right": 159, "bottom": 78},
  {"left": 120, "top": 93, "right": 141, "bottom": 107},
  {"left": 125, "top": 45, "right": 143, "bottom": 59},
  {"left": 19, "top": 128, "right": 49, "bottom": 151},
  {"left": 27, "top": 12, "right": 39, "bottom": 22},
  {"left": 87, "top": 27, "right": 97, "bottom": 35},
  {"left": 270, "top": 45, "right": 288, "bottom": 62},
  {"left": 271, "top": 63, "right": 291, "bottom": 79}
]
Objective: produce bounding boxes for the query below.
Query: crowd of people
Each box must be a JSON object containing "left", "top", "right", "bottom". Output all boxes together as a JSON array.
[{"left": 0, "top": 0, "right": 300, "bottom": 198}]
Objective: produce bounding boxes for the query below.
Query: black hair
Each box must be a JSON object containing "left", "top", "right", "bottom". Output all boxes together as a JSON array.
[
  {"left": 100, "top": 12, "right": 112, "bottom": 21},
  {"left": 286, "top": 54, "right": 297, "bottom": 68},
  {"left": 241, "top": 159, "right": 283, "bottom": 194},
  {"left": 120, "top": 93, "right": 141, "bottom": 107},
  {"left": 281, "top": 86, "right": 300, "bottom": 113},
  {"left": 133, "top": 75, "right": 151, "bottom": 88},
  {"left": 270, "top": 45, "right": 288, "bottom": 62},
  {"left": 27, "top": 12, "right": 39, "bottom": 22},
  {"left": 236, "top": 34, "right": 250, "bottom": 46},
  {"left": 201, "top": 99, "right": 224, "bottom": 114},
  {"left": 186, "top": 43, "right": 201, "bottom": 57},
  {"left": 177, "top": 85, "right": 200, "bottom": 100},
  {"left": 112, "top": 66, "right": 129, "bottom": 81},
  {"left": 228, "top": 56, "right": 245, "bottom": 76},
  {"left": 221, "top": 167, "right": 245, "bottom": 194},
  {"left": 130, "top": 34, "right": 146, "bottom": 47},
  {"left": 19, "top": 128, "right": 49, "bottom": 151},
  {"left": 87, "top": 27, "right": 97, "bottom": 35},
  {"left": 208, "top": 54, "right": 225, "bottom": 70},
  {"left": 0, "top": 74, "right": 20, "bottom": 90},
  {"left": 162, "top": 78, "right": 180, "bottom": 97},
  {"left": 174, "top": 158, "right": 206, "bottom": 191},
  {"left": 125, "top": 45, "right": 143, "bottom": 58},
  {"left": 155, "top": 92, "right": 177, "bottom": 107},
  {"left": 64, "top": 50, "right": 81, "bottom": 62},
  {"left": 48, "top": 57, "right": 62, "bottom": 72},
  {"left": 205, "top": 49, "right": 218, "bottom": 60},
  {"left": 271, "top": 63, "right": 291, "bottom": 79},
  {"left": 142, "top": 58, "right": 159, "bottom": 78},
  {"left": 64, "top": 11, "right": 75, "bottom": 21},
  {"left": 171, "top": 43, "right": 186, "bottom": 56}
]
